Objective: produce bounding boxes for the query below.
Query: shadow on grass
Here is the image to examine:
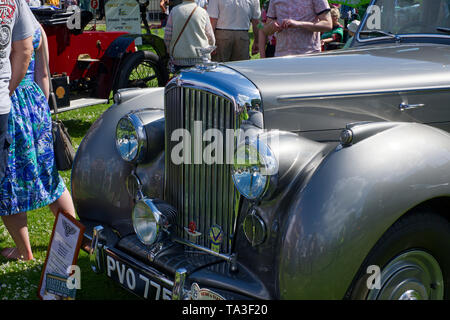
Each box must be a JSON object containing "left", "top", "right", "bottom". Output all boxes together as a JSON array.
[{"left": 60, "top": 118, "right": 95, "bottom": 139}]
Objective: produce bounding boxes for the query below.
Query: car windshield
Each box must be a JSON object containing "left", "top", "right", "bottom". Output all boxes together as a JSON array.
[{"left": 359, "top": 0, "right": 450, "bottom": 39}]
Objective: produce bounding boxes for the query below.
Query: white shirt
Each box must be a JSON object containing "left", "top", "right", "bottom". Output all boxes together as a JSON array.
[
  {"left": 195, "top": 0, "right": 207, "bottom": 8},
  {"left": 207, "top": 0, "right": 261, "bottom": 31}
]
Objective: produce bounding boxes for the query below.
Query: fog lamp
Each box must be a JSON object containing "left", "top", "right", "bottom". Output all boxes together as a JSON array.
[
  {"left": 132, "top": 199, "right": 177, "bottom": 245},
  {"left": 132, "top": 199, "right": 162, "bottom": 245}
]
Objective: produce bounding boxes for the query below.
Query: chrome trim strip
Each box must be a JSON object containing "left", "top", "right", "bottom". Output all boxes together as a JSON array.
[
  {"left": 277, "top": 86, "right": 450, "bottom": 103},
  {"left": 398, "top": 103, "right": 425, "bottom": 111},
  {"left": 357, "top": 33, "right": 450, "bottom": 44},
  {"left": 172, "top": 237, "right": 236, "bottom": 265}
]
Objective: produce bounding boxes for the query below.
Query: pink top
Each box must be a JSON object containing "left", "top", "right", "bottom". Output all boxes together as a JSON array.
[{"left": 267, "top": 0, "right": 330, "bottom": 56}]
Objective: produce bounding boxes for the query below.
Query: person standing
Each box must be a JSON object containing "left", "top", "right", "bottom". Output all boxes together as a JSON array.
[
  {"left": 321, "top": 7, "right": 344, "bottom": 50},
  {"left": 164, "top": 0, "right": 215, "bottom": 72},
  {"left": 207, "top": 0, "right": 261, "bottom": 62},
  {"left": 0, "top": 18, "right": 77, "bottom": 260},
  {"left": 258, "top": 0, "right": 276, "bottom": 58},
  {"left": 0, "top": 0, "right": 36, "bottom": 185},
  {"left": 342, "top": 19, "right": 360, "bottom": 49},
  {"left": 264, "top": 0, "right": 332, "bottom": 57},
  {"left": 160, "top": 0, "right": 183, "bottom": 27}
]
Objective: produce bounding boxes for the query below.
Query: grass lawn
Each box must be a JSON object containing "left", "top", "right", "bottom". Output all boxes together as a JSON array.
[{"left": 0, "top": 24, "right": 260, "bottom": 300}]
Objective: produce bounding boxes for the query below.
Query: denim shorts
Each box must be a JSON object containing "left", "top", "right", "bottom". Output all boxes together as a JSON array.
[{"left": 0, "top": 112, "right": 11, "bottom": 184}]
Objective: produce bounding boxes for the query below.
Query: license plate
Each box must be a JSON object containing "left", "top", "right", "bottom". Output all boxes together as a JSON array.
[{"left": 105, "top": 253, "right": 172, "bottom": 300}]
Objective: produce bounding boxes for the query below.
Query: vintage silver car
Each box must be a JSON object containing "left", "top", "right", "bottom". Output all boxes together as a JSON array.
[{"left": 73, "top": 0, "right": 450, "bottom": 300}]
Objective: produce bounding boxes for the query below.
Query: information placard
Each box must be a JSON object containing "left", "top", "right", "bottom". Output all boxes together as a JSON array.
[
  {"left": 38, "top": 211, "right": 85, "bottom": 300},
  {"left": 105, "top": 0, "right": 142, "bottom": 45}
]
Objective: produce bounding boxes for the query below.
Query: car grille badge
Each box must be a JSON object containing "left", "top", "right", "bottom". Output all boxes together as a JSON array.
[
  {"left": 190, "top": 283, "right": 225, "bottom": 300},
  {"left": 209, "top": 225, "right": 223, "bottom": 253},
  {"left": 184, "top": 221, "right": 202, "bottom": 237}
]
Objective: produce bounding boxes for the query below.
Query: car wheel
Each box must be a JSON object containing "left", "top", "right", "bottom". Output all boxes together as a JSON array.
[
  {"left": 348, "top": 211, "right": 450, "bottom": 300},
  {"left": 114, "top": 50, "right": 168, "bottom": 92}
]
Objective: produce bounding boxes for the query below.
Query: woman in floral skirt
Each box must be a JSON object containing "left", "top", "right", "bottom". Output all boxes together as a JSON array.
[{"left": 0, "top": 24, "right": 76, "bottom": 261}]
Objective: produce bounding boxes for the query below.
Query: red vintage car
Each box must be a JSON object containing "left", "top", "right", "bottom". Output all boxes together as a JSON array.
[{"left": 32, "top": 6, "right": 169, "bottom": 113}]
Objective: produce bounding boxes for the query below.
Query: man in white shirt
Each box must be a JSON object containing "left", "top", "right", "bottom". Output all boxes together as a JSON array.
[{"left": 207, "top": 0, "right": 260, "bottom": 62}]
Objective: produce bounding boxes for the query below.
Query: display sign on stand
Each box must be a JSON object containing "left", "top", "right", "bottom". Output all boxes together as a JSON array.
[
  {"left": 38, "top": 211, "right": 85, "bottom": 300},
  {"left": 105, "top": 0, "right": 142, "bottom": 45}
]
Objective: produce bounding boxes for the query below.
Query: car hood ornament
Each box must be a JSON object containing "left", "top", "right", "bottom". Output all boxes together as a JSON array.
[{"left": 195, "top": 46, "right": 218, "bottom": 71}]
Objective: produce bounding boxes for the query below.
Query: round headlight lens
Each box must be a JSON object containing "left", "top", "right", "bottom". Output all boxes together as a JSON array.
[
  {"left": 232, "top": 137, "right": 278, "bottom": 200},
  {"left": 116, "top": 114, "right": 147, "bottom": 162},
  {"left": 132, "top": 199, "right": 161, "bottom": 245}
]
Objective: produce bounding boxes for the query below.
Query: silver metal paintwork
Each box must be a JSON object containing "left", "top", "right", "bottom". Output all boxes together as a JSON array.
[
  {"left": 278, "top": 123, "right": 450, "bottom": 299},
  {"left": 225, "top": 44, "right": 450, "bottom": 138}
]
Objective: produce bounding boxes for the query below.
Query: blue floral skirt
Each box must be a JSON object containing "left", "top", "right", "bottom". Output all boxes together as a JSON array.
[{"left": 0, "top": 80, "right": 66, "bottom": 216}]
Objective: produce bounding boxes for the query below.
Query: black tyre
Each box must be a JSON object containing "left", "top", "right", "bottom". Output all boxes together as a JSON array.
[
  {"left": 347, "top": 211, "right": 450, "bottom": 300},
  {"left": 114, "top": 50, "right": 168, "bottom": 92}
]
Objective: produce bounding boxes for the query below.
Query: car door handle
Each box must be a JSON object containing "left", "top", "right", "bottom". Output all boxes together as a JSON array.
[{"left": 399, "top": 102, "right": 425, "bottom": 111}]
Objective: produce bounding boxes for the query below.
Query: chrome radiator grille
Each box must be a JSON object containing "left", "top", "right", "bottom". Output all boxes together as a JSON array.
[{"left": 164, "top": 86, "right": 239, "bottom": 253}]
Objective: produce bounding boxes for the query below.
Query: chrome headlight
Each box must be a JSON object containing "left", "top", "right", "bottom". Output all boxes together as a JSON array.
[
  {"left": 232, "top": 136, "right": 278, "bottom": 200},
  {"left": 116, "top": 113, "right": 147, "bottom": 163}
]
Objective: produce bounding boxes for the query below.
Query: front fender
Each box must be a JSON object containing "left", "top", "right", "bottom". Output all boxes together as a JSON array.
[
  {"left": 279, "top": 122, "right": 450, "bottom": 299},
  {"left": 105, "top": 33, "right": 169, "bottom": 63},
  {"left": 71, "top": 88, "right": 165, "bottom": 236}
]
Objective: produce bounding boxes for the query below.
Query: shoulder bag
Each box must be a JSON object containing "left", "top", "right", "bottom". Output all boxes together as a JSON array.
[
  {"left": 41, "top": 28, "right": 76, "bottom": 171},
  {"left": 171, "top": 5, "right": 198, "bottom": 57}
]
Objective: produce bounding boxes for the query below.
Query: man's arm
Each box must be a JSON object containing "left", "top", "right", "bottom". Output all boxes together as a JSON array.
[
  {"left": 160, "top": 0, "right": 167, "bottom": 12},
  {"left": 258, "top": 28, "right": 267, "bottom": 58},
  {"left": 9, "top": 36, "right": 33, "bottom": 96},
  {"left": 205, "top": 17, "right": 215, "bottom": 46},
  {"left": 251, "top": 19, "right": 259, "bottom": 55},
  {"left": 281, "top": 10, "right": 332, "bottom": 32},
  {"left": 210, "top": 17, "right": 217, "bottom": 33}
]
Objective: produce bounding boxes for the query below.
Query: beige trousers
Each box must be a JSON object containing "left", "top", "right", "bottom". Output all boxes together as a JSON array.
[{"left": 212, "top": 29, "right": 250, "bottom": 62}]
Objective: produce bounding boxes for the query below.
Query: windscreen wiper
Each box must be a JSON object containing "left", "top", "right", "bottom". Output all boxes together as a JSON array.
[
  {"left": 359, "top": 30, "right": 402, "bottom": 41},
  {"left": 436, "top": 27, "right": 450, "bottom": 34}
]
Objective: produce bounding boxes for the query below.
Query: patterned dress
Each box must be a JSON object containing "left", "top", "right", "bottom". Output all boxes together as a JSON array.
[
  {"left": 267, "top": 0, "right": 330, "bottom": 56},
  {"left": 0, "top": 28, "right": 66, "bottom": 216}
]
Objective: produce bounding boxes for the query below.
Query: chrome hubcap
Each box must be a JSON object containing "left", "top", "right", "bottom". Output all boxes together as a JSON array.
[{"left": 367, "top": 250, "right": 444, "bottom": 300}]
